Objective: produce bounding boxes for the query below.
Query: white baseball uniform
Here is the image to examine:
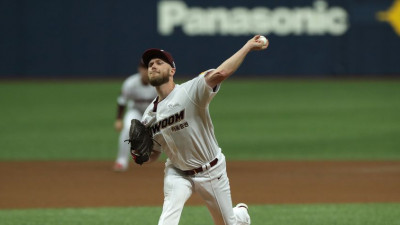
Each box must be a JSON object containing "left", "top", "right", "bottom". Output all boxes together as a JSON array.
[
  {"left": 142, "top": 71, "right": 250, "bottom": 225},
  {"left": 115, "top": 73, "right": 157, "bottom": 169}
]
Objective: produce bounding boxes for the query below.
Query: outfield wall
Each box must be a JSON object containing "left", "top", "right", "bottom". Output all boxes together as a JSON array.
[{"left": 1, "top": 0, "right": 399, "bottom": 78}]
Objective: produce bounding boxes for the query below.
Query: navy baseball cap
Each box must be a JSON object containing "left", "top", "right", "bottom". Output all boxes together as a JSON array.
[{"left": 141, "top": 48, "right": 176, "bottom": 69}]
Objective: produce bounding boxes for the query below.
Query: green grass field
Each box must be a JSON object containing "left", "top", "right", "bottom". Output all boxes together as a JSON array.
[
  {"left": 1, "top": 79, "right": 399, "bottom": 225},
  {"left": 1, "top": 204, "right": 399, "bottom": 225},
  {"left": 0, "top": 80, "right": 399, "bottom": 160}
]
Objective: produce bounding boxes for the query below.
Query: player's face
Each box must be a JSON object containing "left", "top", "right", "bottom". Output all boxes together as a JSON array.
[{"left": 148, "top": 58, "right": 174, "bottom": 86}]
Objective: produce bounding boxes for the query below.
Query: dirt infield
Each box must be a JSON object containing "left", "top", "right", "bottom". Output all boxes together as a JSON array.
[{"left": 1, "top": 161, "right": 400, "bottom": 209}]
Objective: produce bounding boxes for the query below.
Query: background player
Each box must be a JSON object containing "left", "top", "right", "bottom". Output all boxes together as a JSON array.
[
  {"left": 113, "top": 61, "right": 157, "bottom": 172},
  {"left": 137, "top": 35, "right": 268, "bottom": 224}
]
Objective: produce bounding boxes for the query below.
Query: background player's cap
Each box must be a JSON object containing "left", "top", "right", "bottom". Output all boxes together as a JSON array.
[{"left": 142, "top": 48, "right": 176, "bottom": 69}]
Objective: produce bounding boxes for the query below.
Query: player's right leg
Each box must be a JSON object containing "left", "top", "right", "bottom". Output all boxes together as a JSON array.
[
  {"left": 114, "top": 110, "right": 142, "bottom": 171},
  {"left": 158, "top": 162, "right": 193, "bottom": 225}
]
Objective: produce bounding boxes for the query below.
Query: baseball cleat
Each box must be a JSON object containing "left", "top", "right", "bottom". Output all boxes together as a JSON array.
[
  {"left": 236, "top": 203, "right": 249, "bottom": 212},
  {"left": 113, "top": 163, "right": 127, "bottom": 172}
]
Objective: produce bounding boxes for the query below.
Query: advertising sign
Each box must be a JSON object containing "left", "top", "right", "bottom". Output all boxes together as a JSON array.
[{"left": 1, "top": 0, "right": 399, "bottom": 78}]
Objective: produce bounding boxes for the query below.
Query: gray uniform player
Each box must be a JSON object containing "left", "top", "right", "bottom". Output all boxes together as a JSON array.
[
  {"left": 113, "top": 62, "right": 157, "bottom": 172},
  {"left": 138, "top": 35, "right": 268, "bottom": 224}
]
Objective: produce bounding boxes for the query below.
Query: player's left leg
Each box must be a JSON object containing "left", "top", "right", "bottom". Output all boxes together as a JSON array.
[
  {"left": 233, "top": 203, "right": 251, "bottom": 225},
  {"left": 114, "top": 110, "right": 142, "bottom": 171},
  {"left": 193, "top": 153, "right": 250, "bottom": 225}
]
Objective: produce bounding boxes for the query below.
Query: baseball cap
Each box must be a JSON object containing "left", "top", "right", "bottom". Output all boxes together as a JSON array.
[{"left": 141, "top": 48, "right": 176, "bottom": 69}]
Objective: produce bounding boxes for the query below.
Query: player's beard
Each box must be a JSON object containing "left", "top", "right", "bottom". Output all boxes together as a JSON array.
[{"left": 149, "top": 72, "right": 170, "bottom": 86}]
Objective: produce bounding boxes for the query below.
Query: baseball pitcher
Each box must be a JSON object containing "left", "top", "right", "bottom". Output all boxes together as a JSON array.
[{"left": 127, "top": 35, "right": 269, "bottom": 224}]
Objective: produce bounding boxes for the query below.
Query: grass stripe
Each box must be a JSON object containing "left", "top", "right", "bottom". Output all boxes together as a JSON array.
[
  {"left": 0, "top": 203, "right": 399, "bottom": 225},
  {"left": 0, "top": 80, "right": 399, "bottom": 160}
]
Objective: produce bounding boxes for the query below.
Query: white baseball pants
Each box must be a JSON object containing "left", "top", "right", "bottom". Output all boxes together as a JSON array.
[
  {"left": 158, "top": 153, "right": 250, "bottom": 225},
  {"left": 115, "top": 109, "right": 142, "bottom": 168}
]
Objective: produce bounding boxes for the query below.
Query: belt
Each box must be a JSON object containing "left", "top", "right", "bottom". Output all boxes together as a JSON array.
[{"left": 183, "top": 158, "right": 219, "bottom": 175}]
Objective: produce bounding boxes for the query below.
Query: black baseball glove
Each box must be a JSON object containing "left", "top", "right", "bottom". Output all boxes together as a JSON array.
[{"left": 125, "top": 119, "right": 154, "bottom": 165}]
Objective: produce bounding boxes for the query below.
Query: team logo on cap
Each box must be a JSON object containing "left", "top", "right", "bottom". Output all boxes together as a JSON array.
[{"left": 377, "top": 0, "right": 400, "bottom": 36}]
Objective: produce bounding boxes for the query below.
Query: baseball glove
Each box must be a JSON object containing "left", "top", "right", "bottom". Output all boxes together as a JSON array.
[{"left": 125, "top": 119, "right": 154, "bottom": 165}]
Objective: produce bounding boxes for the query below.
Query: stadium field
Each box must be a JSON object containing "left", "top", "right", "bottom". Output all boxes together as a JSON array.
[
  {"left": 0, "top": 79, "right": 399, "bottom": 225},
  {"left": 1, "top": 79, "right": 399, "bottom": 160}
]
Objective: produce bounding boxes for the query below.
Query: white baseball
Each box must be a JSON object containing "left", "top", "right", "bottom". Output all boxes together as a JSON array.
[{"left": 259, "top": 35, "right": 268, "bottom": 46}]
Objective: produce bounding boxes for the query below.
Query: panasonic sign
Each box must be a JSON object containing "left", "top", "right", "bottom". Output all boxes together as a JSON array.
[{"left": 158, "top": 0, "right": 349, "bottom": 36}]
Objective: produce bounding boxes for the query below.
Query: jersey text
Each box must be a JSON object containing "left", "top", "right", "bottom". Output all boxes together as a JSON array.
[
  {"left": 151, "top": 109, "right": 185, "bottom": 134},
  {"left": 171, "top": 122, "right": 189, "bottom": 132}
]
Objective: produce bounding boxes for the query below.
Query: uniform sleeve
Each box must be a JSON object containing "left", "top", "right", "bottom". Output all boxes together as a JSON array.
[
  {"left": 117, "top": 77, "right": 131, "bottom": 105},
  {"left": 183, "top": 69, "right": 220, "bottom": 108}
]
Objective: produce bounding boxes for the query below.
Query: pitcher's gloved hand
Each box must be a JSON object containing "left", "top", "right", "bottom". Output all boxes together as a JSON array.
[{"left": 125, "top": 119, "right": 154, "bottom": 165}]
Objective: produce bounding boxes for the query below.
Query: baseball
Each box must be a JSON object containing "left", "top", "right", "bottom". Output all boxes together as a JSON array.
[{"left": 259, "top": 35, "right": 268, "bottom": 46}]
